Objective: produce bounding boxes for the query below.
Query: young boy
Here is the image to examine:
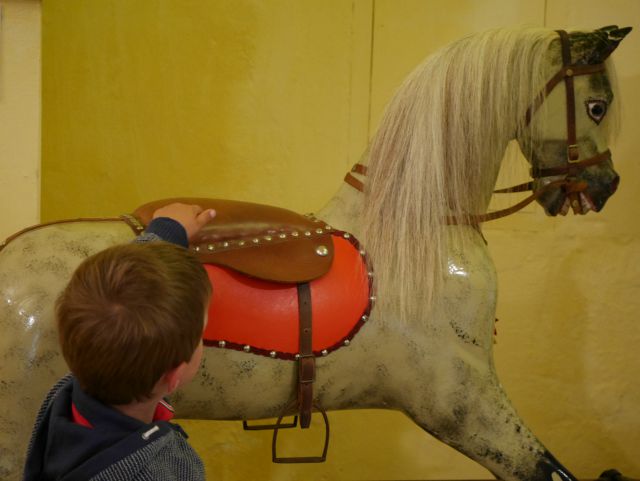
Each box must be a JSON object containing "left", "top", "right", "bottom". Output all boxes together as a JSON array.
[{"left": 23, "top": 203, "right": 216, "bottom": 481}]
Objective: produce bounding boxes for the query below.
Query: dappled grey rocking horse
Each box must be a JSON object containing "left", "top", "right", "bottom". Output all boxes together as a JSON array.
[{"left": 0, "top": 26, "right": 634, "bottom": 481}]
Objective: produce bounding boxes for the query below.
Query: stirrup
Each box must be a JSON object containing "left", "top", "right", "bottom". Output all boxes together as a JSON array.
[{"left": 271, "top": 400, "right": 330, "bottom": 463}]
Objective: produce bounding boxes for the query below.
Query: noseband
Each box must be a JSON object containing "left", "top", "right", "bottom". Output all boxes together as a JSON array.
[{"left": 344, "top": 30, "right": 612, "bottom": 223}]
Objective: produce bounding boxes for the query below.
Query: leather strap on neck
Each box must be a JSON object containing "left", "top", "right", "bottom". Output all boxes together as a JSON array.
[{"left": 344, "top": 163, "right": 367, "bottom": 193}]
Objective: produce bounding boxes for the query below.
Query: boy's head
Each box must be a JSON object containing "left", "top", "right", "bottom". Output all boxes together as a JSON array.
[{"left": 57, "top": 242, "right": 211, "bottom": 405}]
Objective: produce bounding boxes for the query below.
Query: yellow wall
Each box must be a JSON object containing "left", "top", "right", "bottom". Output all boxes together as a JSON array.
[
  {"left": 40, "top": 1, "right": 639, "bottom": 480},
  {"left": 0, "top": 0, "right": 41, "bottom": 241}
]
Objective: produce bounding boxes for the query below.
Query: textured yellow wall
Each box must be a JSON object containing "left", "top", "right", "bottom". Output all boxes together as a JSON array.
[
  {"left": 0, "top": 0, "right": 41, "bottom": 240},
  {"left": 42, "top": 0, "right": 371, "bottom": 219},
  {"left": 41, "top": 1, "right": 639, "bottom": 480}
]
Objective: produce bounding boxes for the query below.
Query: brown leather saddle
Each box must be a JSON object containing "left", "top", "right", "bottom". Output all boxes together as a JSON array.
[{"left": 130, "top": 198, "right": 345, "bottom": 462}]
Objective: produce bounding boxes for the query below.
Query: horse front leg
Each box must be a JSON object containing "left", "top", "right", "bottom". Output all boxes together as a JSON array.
[{"left": 400, "top": 353, "right": 576, "bottom": 481}]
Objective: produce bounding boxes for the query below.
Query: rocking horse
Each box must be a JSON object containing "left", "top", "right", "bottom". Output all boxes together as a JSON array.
[{"left": 0, "top": 26, "right": 632, "bottom": 481}]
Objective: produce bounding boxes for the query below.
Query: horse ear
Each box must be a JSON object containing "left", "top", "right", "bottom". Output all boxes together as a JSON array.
[{"left": 569, "top": 26, "right": 632, "bottom": 64}]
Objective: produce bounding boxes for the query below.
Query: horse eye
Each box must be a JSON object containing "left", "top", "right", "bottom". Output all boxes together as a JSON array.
[{"left": 585, "top": 99, "right": 607, "bottom": 125}]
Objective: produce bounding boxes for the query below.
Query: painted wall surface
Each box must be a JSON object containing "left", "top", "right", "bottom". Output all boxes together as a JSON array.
[
  {"left": 40, "top": 1, "right": 639, "bottom": 480},
  {"left": 0, "top": 0, "right": 41, "bottom": 241},
  {"left": 41, "top": 0, "right": 372, "bottom": 219}
]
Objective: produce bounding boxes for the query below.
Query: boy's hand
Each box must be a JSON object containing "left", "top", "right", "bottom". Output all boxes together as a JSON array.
[{"left": 152, "top": 203, "right": 217, "bottom": 240}]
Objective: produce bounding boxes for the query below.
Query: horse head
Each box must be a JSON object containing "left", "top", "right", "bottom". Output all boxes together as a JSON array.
[{"left": 518, "top": 26, "right": 631, "bottom": 216}]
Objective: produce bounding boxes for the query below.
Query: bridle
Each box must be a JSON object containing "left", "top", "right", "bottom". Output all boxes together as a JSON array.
[{"left": 344, "top": 30, "right": 612, "bottom": 224}]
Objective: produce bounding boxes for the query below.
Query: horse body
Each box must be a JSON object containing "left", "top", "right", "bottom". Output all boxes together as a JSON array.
[{"left": 0, "top": 26, "right": 631, "bottom": 481}]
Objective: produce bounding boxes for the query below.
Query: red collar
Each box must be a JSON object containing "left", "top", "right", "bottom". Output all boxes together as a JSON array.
[{"left": 71, "top": 399, "right": 175, "bottom": 428}]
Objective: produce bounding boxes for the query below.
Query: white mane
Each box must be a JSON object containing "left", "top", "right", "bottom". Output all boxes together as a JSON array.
[{"left": 360, "top": 27, "right": 558, "bottom": 319}]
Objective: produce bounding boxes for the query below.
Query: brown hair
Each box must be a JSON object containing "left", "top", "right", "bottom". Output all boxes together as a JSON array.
[{"left": 57, "top": 242, "right": 211, "bottom": 404}]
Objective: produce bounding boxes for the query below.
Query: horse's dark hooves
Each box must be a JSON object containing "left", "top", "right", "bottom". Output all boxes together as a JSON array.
[{"left": 598, "top": 469, "right": 639, "bottom": 481}]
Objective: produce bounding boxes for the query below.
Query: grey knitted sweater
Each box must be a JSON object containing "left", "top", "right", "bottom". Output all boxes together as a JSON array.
[{"left": 23, "top": 374, "right": 205, "bottom": 481}]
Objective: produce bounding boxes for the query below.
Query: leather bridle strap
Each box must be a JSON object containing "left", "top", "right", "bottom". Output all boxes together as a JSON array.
[
  {"left": 445, "top": 179, "right": 567, "bottom": 224},
  {"left": 343, "top": 31, "right": 610, "bottom": 221},
  {"left": 531, "top": 148, "right": 611, "bottom": 178}
]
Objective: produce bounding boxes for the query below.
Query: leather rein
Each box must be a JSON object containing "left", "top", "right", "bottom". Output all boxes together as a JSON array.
[{"left": 344, "top": 30, "right": 611, "bottom": 224}]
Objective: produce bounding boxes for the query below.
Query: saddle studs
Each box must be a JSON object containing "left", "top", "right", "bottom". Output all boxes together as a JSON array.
[
  {"left": 315, "top": 245, "right": 329, "bottom": 257},
  {"left": 368, "top": 272, "right": 374, "bottom": 278},
  {"left": 243, "top": 345, "right": 251, "bottom": 352},
  {"left": 325, "top": 225, "right": 332, "bottom": 230},
  {"left": 223, "top": 242, "right": 230, "bottom": 247},
  {"left": 252, "top": 238, "right": 260, "bottom": 244},
  {"left": 343, "top": 233, "right": 351, "bottom": 239},
  {"left": 291, "top": 231, "right": 299, "bottom": 237},
  {"left": 315, "top": 228, "right": 324, "bottom": 234},
  {"left": 238, "top": 240, "right": 246, "bottom": 246},
  {"left": 295, "top": 354, "right": 301, "bottom": 360},
  {"left": 343, "top": 339, "right": 351, "bottom": 346},
  {"left": 193, "top": 246, "right": 201, "bottom": 252},
  {"left": 207, "top": 244, "right": 215, "bottom": 251},
  {"left": 304, "top": 231, "right": 312, "bottom": 237},
  {"left": 264, "top": 236, "right": 272, "bottom": 241},
  {"left": 269, "top": 351, "right": 277, "bottom": 358},
  {"left": 359, "top": 249, "right": 366, "bottom": 256},
  {"left": 218, "top": 340, "right": 226, "bottom": 348},
  {"left": 321, "top": 350, "right": 329, "bottom": 356},
  {"left": 278, "top": 233, "right": 287, "bottom": 239},
  {"left": 370, "top": 296, "right": 377, "bottom": 303},
  {"left": 361, "top": 315, "right": 368, "bottom": 322}
]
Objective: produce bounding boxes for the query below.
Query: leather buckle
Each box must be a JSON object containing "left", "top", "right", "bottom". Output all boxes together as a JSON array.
[{"left": 567, "top": 144, "right": 580, "bottom": 162}]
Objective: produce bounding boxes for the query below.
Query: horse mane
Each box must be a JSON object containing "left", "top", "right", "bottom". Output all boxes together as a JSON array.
[{"left": 360, "top": 27, "right": 559, "bottom": 320}]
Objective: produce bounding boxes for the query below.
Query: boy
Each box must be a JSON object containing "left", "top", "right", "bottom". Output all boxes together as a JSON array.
[{"left": 23, "top": 203, "right": 216, "bottom": 481}]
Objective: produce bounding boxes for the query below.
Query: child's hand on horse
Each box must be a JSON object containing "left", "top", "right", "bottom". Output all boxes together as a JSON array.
[{"left": 152, "top": 203, "right": 217, "bottom": 240}]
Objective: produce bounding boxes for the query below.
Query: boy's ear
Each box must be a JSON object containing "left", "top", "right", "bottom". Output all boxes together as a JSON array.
[{"left": 163, "top": 362, "right": 187, "bottom": 394}]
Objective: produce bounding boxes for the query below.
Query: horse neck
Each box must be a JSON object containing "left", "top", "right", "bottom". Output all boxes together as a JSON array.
[{"left": 316, "top": 180, "right": 364, "bottom": 239}]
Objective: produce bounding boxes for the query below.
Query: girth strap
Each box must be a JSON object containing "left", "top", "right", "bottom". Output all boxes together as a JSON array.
[
  {"left": 269, "top": 283, "right": 330, "bottom": 463},
  {"left": 297, "top": 282, "right": 314, "bottom": 428}
]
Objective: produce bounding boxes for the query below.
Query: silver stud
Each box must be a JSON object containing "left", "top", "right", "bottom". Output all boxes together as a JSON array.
[
  {"left": 315, "top": 228, "right": 323, "bottom": 234},
  {"left": 279, "top": 233, "right": 287, "bottom": 239},
  {"left": 344, "top": 339, "right": 351, "bottom": 346},
  {"left": 368, "top": 272, "right": 374, "bottom": 278},
  {"left": 264, "top": 236, "right": 272, "bottom": 241},
  {"left": 325, "top": 225, "right": 332, "bottom": 230},
  {"left": 243, "top": 345, "right": 251, "bottom": 353},
  {"left": 269, "top": 351, "right": 277, "bottom": 358},
  {"left": 304, "top": 231, "right": 311, "bottom": 237},
  {"left": 239, "top": 240, "right": 246, "bottom": 246},
  {"left": 359, "top": 249, "right": 366, "bottom": 256},
  {"left": 218, "top": 340, "right": 226, "bottom": 348},
  {"left": 252, "top": 238, "right": 260, "bottom": 244},
  {"left": 223, "top": 242, "right": 229, "bottom": 247},
  {"left": 370, "top": 296, "right": 377, "bottom": 303},
  {"left": 291, "top": 231, "right": 299, "bottom": 237},
  {"left": 295, "top": 354, "right": 301, "bottom": 360},
  {"left": 361, "top": 315, "right": 368, "bottom": 322},
  {"left": 343, "top": 233, "right": 351, "bottom": 239},
  {"left": 321, "top": 349, "right": 328, "bottom": 356},
  {"left": 207, "top": 244, "right": 215, "bottom": 251},
  {"left": 316, "top": 245, "right": 329, "bottom": 257}
]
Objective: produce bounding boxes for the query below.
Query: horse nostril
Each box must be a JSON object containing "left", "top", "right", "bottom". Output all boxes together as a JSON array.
[{"left": 610, "top": 175, "right": 620, "bottom": 194}]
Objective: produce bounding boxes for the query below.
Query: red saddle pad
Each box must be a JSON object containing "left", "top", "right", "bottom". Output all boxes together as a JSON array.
[{"left": 203, "top": 234, "right": 372, "bottom": 359}]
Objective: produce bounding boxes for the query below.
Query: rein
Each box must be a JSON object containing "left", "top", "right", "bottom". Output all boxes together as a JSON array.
[{"left": 344, "top": 30, "right": 611, "bottom": 224}]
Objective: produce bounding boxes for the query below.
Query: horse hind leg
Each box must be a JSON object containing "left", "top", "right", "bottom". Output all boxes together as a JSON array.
[{"left": 401, "top": 357, "right": 576, "bottom": 481}]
